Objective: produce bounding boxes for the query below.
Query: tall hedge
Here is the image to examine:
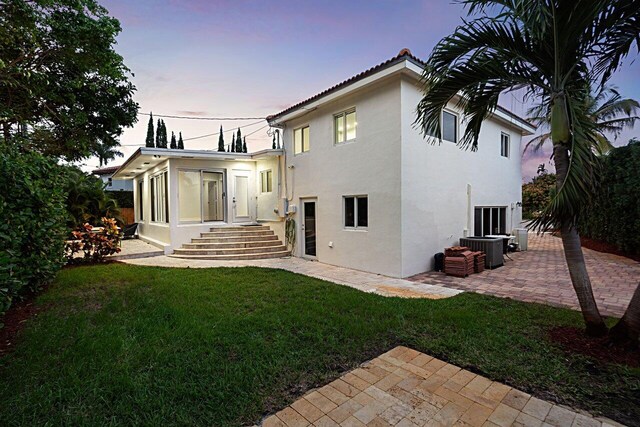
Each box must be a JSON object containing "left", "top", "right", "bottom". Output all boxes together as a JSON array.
[
  {"left": 0, "top": 148, "right": 68, "bottom": 315},
  {"left": 579, "top": 139, "right": 640, "bottom": 255}
]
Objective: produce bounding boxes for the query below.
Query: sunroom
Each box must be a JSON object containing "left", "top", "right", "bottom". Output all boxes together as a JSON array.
[{"left": 113, "top": 147, "right": 285, "bottom": 253}]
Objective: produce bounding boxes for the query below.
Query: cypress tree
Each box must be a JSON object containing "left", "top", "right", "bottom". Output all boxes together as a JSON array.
[
  {"left": 178, "top": 132, "right": 184, "bottom": 149},
  {"left": 217, "top": 126, "right": 225, "bottom": 152},
  {"left": 170, "top": 131, "right": 177, "bottom": 149},
  {"left": 230, "top": 139, "right": 235, "bottom": 152},
  {"left": 235, "top": 128, "right": 243, "bottom": 153},
  {"left": 155, "top": 119, "right": 162, "bottom": 147},
  {"left": 145, "top": 112, "right": 155, "bottom": 147},
  {"left": 272, "top": 135, "right": 276, "bottom": 149},
  {"left": 161, "top": 120, "right": 168, "bottom": 148},
  {"left": 242, "top": 137, "right": 247, "bottom": 153}
]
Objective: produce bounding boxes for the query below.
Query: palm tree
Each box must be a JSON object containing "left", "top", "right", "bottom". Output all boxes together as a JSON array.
[
  {"left": 525, "top": 86, "right": 639, "bottom": 155},
  {"left": 416, "top": 0, "right": 640, "bottom": 337},
  {"left": 93, "top": 142, "right": 124, "bottom": 167}
]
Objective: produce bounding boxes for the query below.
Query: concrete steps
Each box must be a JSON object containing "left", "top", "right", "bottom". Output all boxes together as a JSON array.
[{"left": 170, "top": 224, "right": 289, "bottom": 261}]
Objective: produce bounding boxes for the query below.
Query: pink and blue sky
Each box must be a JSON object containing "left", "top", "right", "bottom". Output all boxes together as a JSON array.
[{"left": 96, "top": 0, "right": 639, "bottom": 181}]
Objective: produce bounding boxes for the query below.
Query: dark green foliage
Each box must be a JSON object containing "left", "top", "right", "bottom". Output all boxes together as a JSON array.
[
  {"left": 106, "top": 190, "right": 133, "bottom": 208},
  {"left": 0, "top": 0, "right": 138, "bottom": 161},
  {"left": 170, "top": 131, "right": 177, "bottom": 149},
  {"left": 217, "top": 126, "right": 225, "bottom": 152},
  {"left": 242, "top": 137, "right": 247, "bottom": 153},
  {"left": 235, "top": 128, "right": 243, "bottom": 153},
  {"left": 579, "top": 139, "right": 640, "bottom": 255},
  {"left": 177, "top": 132, "right": 184, "bottom": 149},
  {"left": 0, "top": 265, "right": 636, "bottom": 425},
  {"left": 522, "top": 173, "right": 556, "bottom": 219},
  {"left": 0, "top": 147, "right": 67, "bottom": 315},
  {"left": 64, "top": 168, "right": 122, "bottom": 228},
  {"left": 272, "top": 135, "right": 276, "bottom": 149},
  {"left": 145, "top": 113, "right": 155, "bottom": 147},
  {"left": 230, "top": 138, "right": 235, "bottom": 152},
  {"left": 155, "top": 119, "right": 162, "bottom": 148}
]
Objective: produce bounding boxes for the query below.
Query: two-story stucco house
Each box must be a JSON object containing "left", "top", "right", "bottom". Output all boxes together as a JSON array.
[{"left": 113, "top": 49, "right": 535, "bottom": 277}]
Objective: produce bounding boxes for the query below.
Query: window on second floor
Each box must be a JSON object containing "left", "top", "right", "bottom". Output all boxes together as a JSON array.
[
  {"left": 260, "top": 170, "right": 273, "bottom": 193},
  {"left": 293, "top": 126, "right": 310, "bottom": 154},
  {"left": 426, "top": 110, "right": 458, "bottom": 143},
  {"left": 501, "top": 133, "right": 510, "bottom": 158},
  {"left": 335, "top": 109, "right": 356, "bottom": 144}
]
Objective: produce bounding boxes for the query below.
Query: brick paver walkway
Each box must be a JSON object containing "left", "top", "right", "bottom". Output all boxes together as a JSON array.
[
  {"left": 258, "top": 346, "right": 623, "bottom": 427},
  {"left": 409, "top": 233, "right": 639, "bottom": 318}
]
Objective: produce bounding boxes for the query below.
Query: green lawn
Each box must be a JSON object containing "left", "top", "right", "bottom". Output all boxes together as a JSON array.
[{"left": 0, "top": 264, "right": 637, "bottom": 426}]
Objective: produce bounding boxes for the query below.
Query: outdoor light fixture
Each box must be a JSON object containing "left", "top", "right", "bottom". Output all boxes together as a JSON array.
[{"left": 516, "top": 201, "right": 522, "bottom": 207}]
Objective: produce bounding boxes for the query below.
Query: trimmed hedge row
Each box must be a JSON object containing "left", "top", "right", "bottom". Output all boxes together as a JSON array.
[
  {"left": 579, "top": 139, "right": 640, "bottom": 255},
  {"left": 0, "top": 148, "right": 68, "bottom": 315}
]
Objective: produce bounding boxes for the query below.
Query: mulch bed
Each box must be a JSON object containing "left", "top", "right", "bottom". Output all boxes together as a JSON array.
[
  {"left": 549, "top": 326, "right": 639, "bottom": 368},
  {"left": 580, "top": 236, "right": 640, "bottom": 263},
  {"left": 0, "top": 285, "right": 49, "bottom": 357}
]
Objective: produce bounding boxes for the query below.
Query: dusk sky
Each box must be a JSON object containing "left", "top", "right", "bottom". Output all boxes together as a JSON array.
[{"left": 95, "top": 0, "right": 640, "bottom": 181}]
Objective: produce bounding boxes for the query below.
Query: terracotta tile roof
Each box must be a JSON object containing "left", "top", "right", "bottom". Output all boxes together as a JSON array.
[
  {"left": 92, "top": 165, "right": 121, "bottom": 175},
  {"left": 267, "top": 48, "right": 535, "bottom": 130},
  {"left": 267, "top": 48, "right": 425, "bottom": 123}
]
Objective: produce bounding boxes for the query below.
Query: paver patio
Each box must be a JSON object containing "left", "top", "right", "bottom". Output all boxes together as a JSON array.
[
  {"left": 409, "top": 233, "right": 639, "bottom": 318},
  {"left": 257, "top": 346, "right": 623, "bottom": 427}
]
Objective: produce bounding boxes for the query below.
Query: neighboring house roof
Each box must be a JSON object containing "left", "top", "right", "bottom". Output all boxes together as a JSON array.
[
  {"left": 267, "top": 48, "right": 535, "bottom": 134},
  {"left": 92, "top": 165, "right": 121, "bottom": 175}
]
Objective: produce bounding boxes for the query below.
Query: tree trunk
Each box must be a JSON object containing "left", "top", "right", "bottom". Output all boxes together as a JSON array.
[
  {"left": 553, "top": 143, "right": 608, "bottom": 336},
  {"left": 610, "top": 283, "right": 640, "bottom": 347}
]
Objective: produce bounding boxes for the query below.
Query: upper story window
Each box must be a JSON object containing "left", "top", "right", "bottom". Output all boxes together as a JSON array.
[
  {"left": 426, "top": 110, "right": 458, "bottom": 143},
  {"left": 442, "top": 111, "right": 457, "bottom": 142},
  {"left": 344, "top": 195, "right": 368, "bottom": 229},
  {"left": 293, "top": 126, "right": 310, "bottom": 154},
  {"left": 260, "top": 170, "right": 273, "bottom": 193},
  {"left": 501, "top": 133, "right": 510, "bottom": 158},
  {"left": 334, "top": 108, "right": 356, "bottom": 144}
]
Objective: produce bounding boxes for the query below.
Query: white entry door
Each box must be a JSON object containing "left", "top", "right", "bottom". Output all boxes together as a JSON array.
[{"left": 232, "top": 171, "right": 251, "bottom": 223}]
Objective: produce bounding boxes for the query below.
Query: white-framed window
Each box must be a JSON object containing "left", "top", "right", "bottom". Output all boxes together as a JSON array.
[
  {"left": 344, "top": 195, "right": 368, "bottom": 229},
  {"left": 137, "top": 179, "right": 144, "bottom": 221},
  {"left": 260, "top": 169, "right": 273, "bottom": 193},
  {"left": 150, "top": 170, "right": 168, "bottom": 223},
  {"left": 426, "top": 110, "right": 458, "bottom": 142},
  {"left": 334, "top": 108, "right": 357, "bottom": 144},
  {"left": 442, "top": 110, "right": 458, "bottom": 142},
  {"left": 474, "top": 206, "right": 507, "bottom": 236},
  {"left": 293, "top": 126, "right": 310, "bottom": 154},
  {"left": 500, "top": 133, "right": 510, "bottom": 158}
]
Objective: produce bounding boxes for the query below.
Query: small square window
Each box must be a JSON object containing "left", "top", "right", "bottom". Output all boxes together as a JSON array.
[
  {"left": 294, "top": 126, "right": 310, "bottom": 154},
  {"left": 335, "top": 109, "right": 356, "bottom": 144},
  {"left": 344, "top": 195, "right": 368, "bottom": 229},
  {"left": 501, "top": 133, "right": 510, "bottom": 158}
]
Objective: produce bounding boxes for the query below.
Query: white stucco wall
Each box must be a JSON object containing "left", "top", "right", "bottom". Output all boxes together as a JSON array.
[
  {"left": 399, "top": 77, "right": 523, "bottom": 277},
  {"left": 283, "top": 79, "right": 403, "bottom": 277}
]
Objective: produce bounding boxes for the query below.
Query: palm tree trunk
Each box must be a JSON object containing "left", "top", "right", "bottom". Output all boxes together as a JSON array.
[
  {"left": 553, "top": 144, "right": 608, "bottom": 336},
  {"left": 610, "top": 283, "right": 640, "bottom": 347}
]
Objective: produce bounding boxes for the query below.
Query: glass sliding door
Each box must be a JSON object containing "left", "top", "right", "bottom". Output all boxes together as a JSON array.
[
  {"left": 178, "top": 170, "right": 202, "bottom": 222},
  {"left": 203, "top": 172, "right": 224, "bottom": 222}
]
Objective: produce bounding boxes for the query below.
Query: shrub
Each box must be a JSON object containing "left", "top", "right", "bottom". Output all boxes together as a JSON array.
[
  {"left": 0, "top": 147, "right": 67, "bottom": 315},
  {"left": 522, "top": 173, "right": 556, "bottom": 219},
  {"left": 65, "top": 218, "right": 122, "bottom": 264},
  {"left": 105, "top": 190, "right": 133, "bottom": 208},
  {"left": 64, "top": 167, "right": 123, "bottom": 228},
  {"left": 579, "top": 139, "right": 640, "bottom": 255}
]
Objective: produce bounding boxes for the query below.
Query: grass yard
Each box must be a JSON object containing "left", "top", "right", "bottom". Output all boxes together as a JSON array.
[{"left": 0, "top": 264, "right": 638, "bottom": 426}]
